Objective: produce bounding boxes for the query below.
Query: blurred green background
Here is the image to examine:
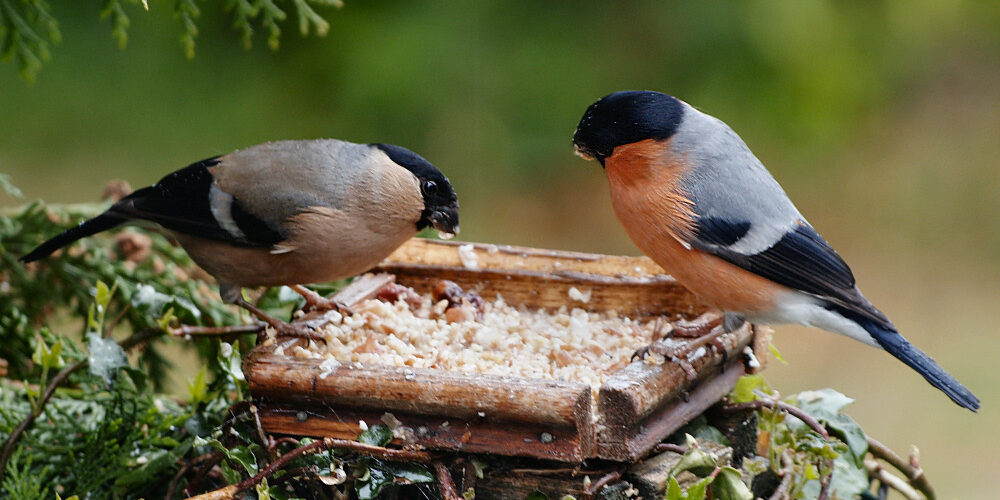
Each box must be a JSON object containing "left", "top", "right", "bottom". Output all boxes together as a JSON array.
[{"left": 2, "top": 1, "right": 998, "bottom": 497}]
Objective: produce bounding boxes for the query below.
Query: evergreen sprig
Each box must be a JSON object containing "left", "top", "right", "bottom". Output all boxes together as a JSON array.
[{"left": 3, "top": 0, "right": 343, "bottom": 82}]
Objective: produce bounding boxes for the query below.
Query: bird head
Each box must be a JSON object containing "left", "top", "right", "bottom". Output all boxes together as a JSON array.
[
  {"left": 572, "top": 90, "right": 684, "bottom": 166},
  {"left": 374, "top": 143, "right": 460, "bottom": 237}
]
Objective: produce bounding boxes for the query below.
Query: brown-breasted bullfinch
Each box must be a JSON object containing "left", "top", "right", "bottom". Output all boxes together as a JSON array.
[
  {"left": 572, "top": 90, "right": 979, "bottom": 411},
  {"left": 21, "top": 139, "right": 460, "bottom": 338}
]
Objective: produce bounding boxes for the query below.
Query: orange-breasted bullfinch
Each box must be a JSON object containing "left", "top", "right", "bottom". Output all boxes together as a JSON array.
[
  {"left": 20, "top": 139, "right": 460, "bottom": 338},
  {"left": 572, "top": 90, "right": 979, "bottom": 411}
]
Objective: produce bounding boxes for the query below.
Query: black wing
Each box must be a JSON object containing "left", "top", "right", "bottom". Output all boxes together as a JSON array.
[
  {"left": 112, "top": 157, "right": 284, "bottom": 247},
  {"left": 690, "top": 216, "right": 892, "bottom": 329}
]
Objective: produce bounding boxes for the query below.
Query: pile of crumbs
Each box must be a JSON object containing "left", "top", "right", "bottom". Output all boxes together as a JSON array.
[{"left": 281, "top": 280, "right": 671, "bottom": 398}]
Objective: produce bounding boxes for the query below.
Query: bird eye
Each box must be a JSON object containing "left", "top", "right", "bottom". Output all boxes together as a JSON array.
[{"left": 423, "top": 180, "right": 437, "bottom": 193}]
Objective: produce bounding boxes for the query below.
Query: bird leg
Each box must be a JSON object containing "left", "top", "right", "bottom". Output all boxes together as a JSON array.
[
  {"left": 234, "top": 297, "right": 324, "bottom": 342},
  {"left": 632, "top": 312, "right": 736, "bottom": 381},
  {"left": 669, "top": 312, "right": 724, "bottom": 338},
  {"left": 289, "top": 284, "right": 354, "bottom": 315}
]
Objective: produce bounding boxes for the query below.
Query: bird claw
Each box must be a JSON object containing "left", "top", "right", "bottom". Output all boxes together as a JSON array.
[{"left": 272, "top": 322, "right": 325, "bottom": 343}]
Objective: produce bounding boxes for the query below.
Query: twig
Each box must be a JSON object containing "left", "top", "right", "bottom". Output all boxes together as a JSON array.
[
  {"left": 168, "top": 324, "right": 265, "bottom": 337},
  {"left": 768, "top": 472, "right": 793, "bottom": 500},
  {"left": 865, "top": 458, "right": 922, "bottom": 500},
  {"left": 720, "top": 399, "right": 830, "bottom": 439},
  {"left": 816, "top": 458, "right": 834, "bottom": 500},
  {"left": 165, "top": 453, "right": 215, "bottom": 500},
  {"left": 434, "top": 460, "right": 462, "bottom": 500},
  {"left": 267, "top": 436, "right": 301, "bottom": 453},
  {"left": 654, "top": 443, "right": 688, "bottom": 454},
  {"left": 184, "top": 452, "right": 225, "bottom": 496},
  {"left": 867, "top": 437, "right": 934, "bottom": 500},
  {"left": 233, "top": 437, "right": 432, "bottom": 494},
  {"left": 586, "top": 467, "right": 625, "bottom": 496}
]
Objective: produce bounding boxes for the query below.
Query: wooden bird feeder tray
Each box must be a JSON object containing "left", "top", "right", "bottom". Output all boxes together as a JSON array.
[{"left": 245, "top": 239, "right": 769, "bottom": 462}]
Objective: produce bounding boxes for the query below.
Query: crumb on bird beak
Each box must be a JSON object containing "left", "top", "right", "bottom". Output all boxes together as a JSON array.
[
  {"left": 574, "top": 145, "right": 596, "bottom": 161},
  {"left": 429, "top": 208, "right": 459, "bottom": 238}
]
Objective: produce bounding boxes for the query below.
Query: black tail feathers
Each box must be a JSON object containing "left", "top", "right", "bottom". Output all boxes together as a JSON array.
[
  {"left": 857, "top": 316, "right": 980, "bottom": 411},
  {"left": 20, "top": 211, "right": 128, "bottom": 263}
]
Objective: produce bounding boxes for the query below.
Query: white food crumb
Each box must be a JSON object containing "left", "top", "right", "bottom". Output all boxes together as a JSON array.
[
  {"left": 359, "top": 419, "right": 368, "bottom": 431},
  {"left": 458, "top": 244, "right": 479, "bottom": 269},
  {"left": 438, "top": 231, "right": 456, "bottom": 240},
  {"left": 743, "top": 346, "right": 760, "bottom": 369},
  {"left": 567, "top": 287, "right": 592, "bottom": 303},
  {"left": 296, "top": 289, "right": 670, "bottom": 403},
  {"left": 318, "top": 358, "right": 341, "bottom": 379}
]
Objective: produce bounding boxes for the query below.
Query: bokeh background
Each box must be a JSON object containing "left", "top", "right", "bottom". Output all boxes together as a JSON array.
[{"left": 2, "top": 1, "right": 998, "bottom": 497}]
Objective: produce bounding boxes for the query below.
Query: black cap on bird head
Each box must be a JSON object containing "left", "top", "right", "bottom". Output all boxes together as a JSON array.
[
  {"left": 572, "top": 90, "right": 684, "bottom": 166},
  {"left": 374, "top": 143, "right": 460, "bottom": 237}
]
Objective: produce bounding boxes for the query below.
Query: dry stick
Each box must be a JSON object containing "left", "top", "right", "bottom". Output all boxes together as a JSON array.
[
  {"left": 864, "top": 458, "right": 922, "bottom": 500},
  {"left": 816, "top": 458, "right": 834, "bottom": 500},
  {"left": 168, "top": 324, "right": 265, "bottom": 337},
  {"left": 165, "top": 453, "right": 216, "bottom": 500},
  {"left": 653, "top": 443, "right": 688, "bottom": 454},
  {"left": 719, "top": 399, "right": 830, "bottom": 439},
  {"left": 586, "top": 467, "right": 626, "bottom": 496},
  {"left": 232, "top": 437, "right": 432, "bottom": 495},
  {"left": 0, "top": 327, "right": 162, "bottom": 483},
  {"left": 867, "top": 437, "right": 934, "bottom": 500},
  {"left": 434, "top": 460, "right": 462, "bottom": 500}
]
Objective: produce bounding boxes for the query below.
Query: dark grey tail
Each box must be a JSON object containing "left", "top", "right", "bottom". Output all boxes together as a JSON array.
[
  {"left": 852, "top": 314, "right": 980, "bottom": 411},
  {"left": 20, "top": 211, "right": 128, "bottom": 263}
]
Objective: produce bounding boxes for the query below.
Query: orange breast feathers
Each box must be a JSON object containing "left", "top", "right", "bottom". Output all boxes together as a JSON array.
[{"left": 604, "top": 139, "right": 787, "bottom": 313}]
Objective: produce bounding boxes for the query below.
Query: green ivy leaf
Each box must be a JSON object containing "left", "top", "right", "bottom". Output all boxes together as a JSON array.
[
  {"left": 670, "top": 446, "right": 718, "bottom": 478},
  {"left": 793, "top": 389, "right": 867, "bottom": 465},
  {"left": 665, "top": 476, "right": 710, "bottom": 500},
  {"left": 356, "top": 464, "right": 391, "bottom": 500},
  {"left": 382, "top": 462, "right": 434, "bottom": 484},
  {"left": 358, "top": 424, "right": 393, "bottom": 447},
  {"left": 730, "top": 375, "right": 769, "bottom": 403},
  {"left": 709, "top": 467, "right": 752, "bottom": 500}
]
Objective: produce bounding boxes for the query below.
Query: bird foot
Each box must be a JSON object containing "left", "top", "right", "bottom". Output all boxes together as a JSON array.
[
  {"left": 270, "top": 321, "right": 326, "bottom": 342},
  {"left": 235, "top": 297, "right": 325, "bottom": 343},
  {"left": 289, "top": 284, "right": 355, "bottom": 315},
  {"left": 669, "top": 312, "right": 724, "bottom": 338}
]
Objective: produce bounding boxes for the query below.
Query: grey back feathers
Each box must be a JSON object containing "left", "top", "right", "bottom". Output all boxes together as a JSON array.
[
  {"left": 213, "top": 140, "right": 393, "bottom": 229},
  {"left": 671, "top": 103, "right": 804, "bottom": 255}
]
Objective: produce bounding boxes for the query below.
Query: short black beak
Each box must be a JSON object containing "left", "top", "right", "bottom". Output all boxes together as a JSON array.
[{"left": 428, "top": 206, "right": 459, "bottom": 236}]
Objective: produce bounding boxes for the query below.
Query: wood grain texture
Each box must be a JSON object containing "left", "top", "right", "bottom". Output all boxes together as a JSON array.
[{"left": 257, "top": 403, "right": 589, "bottom": 461}]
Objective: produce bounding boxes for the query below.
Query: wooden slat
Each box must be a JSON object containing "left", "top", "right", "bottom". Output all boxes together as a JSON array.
[
  {"left": 258, "top": 404, "right": 589, "bottom": 461},
  {"left": 597, "top": 323, "right": 754, "bottom": 433},
  {"left": 246, "top": 349, "right": 592, "bottom": 429},
  {"left": 373, "top": 239, "right": 707, "bottom": 319},
  {"left": 597, "top": 357, "right": 747, "bottom": 461}
]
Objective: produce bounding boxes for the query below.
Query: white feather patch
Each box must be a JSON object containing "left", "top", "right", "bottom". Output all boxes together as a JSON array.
[
  {"left": 748, "top": 291, "right": 879, "bottom": 348},
  {"left": 209, "top": 185, "right": 246, "bottom": 239}
]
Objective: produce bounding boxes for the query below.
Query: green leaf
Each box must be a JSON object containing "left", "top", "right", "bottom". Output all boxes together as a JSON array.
[
  {"left": 356, "top": 464, "right": 391, "bottom": 500},
  {"left": 709, "top": 467, "right": 752, "bottom": 500},
  {"left": 524, "top": 492, "right": 549, "bottom": 500},
  {"left": 357, "top": 424, "right": 393, "bottom": 447},
  {"left": 193, "top": 436, "right": 260, "bottom": 476},
  {"left": 768, "top": 342, "right": 787, "bottom": 364},
  {"left": 670, "top": 446, "right": 718, "bottom": 478},
  {"left": 730, "top": 375, "right": 768, "bottom": 403},
  {"left": 665, "top": 476, "right": 711, "bottom": 500},
  {"left": 382, "top": 462, "right": 434, "bottom": 484},
  {"left": 216, "top": 341, "right": 246, "bottom": 394},
  {"left": 187, "top": 365, "right": 208, "bottom": 403},
  {"left": 95, "top": 280, "right": 112, "bottom": 308},
  {"left": 793, "top": 389, "right": 867, "bottom": 465}
]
